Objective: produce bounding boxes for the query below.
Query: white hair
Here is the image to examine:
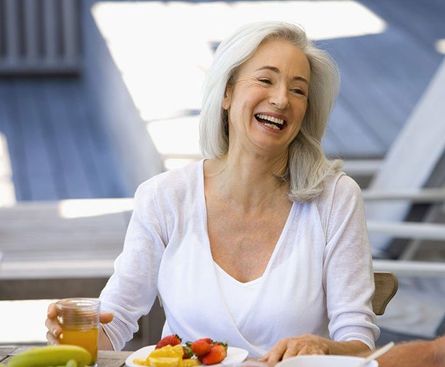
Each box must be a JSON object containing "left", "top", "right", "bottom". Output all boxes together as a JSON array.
[{"left": 199, "top": 21, "right": 342, "bottom": 201}]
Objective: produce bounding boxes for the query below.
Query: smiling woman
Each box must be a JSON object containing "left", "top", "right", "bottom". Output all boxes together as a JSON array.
[
  {"left": 45, "top": 21, "right": 379, "bottom": 363},
  {"left": 200, "top": 22, "right": 341, "bottom": 201}
]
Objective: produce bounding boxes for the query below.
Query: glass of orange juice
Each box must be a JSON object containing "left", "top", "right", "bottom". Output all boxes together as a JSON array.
[{"left": 56, "top": 298, "right": 100, "bottom": 366}]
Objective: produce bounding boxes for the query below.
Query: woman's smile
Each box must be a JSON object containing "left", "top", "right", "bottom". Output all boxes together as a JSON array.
[{"left": 255, "top": 113, "right": 287, "bottom": 131}]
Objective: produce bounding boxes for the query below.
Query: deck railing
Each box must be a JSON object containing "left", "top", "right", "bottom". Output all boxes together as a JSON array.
[{"left": 0, "top": 0, "right": 81, "bottom": 75}]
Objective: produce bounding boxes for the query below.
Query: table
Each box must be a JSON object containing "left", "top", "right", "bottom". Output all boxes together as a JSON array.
[{"left": 0, "top": 346, "right": 131, "bottom": 367}]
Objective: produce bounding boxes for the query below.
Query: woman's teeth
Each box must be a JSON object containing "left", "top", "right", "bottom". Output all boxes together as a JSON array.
[
  {"left": 263, "top": 122, "right": 280, "bottom": 130},
  {"left": 255, "top": 114, "right": 285, "bottom": 130}
]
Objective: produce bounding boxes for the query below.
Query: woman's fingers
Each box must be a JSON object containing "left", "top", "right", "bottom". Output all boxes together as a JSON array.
[
  {"left": 45, "top": 317, "right": 61, "bottom": 337},
  {"left": 262, "top": 339, "right": 288, "bottom": 365},
  {"left": 99, "top": 312, "right": 114, "bottom": 324},
  {"left": 261, "top": 335, "right": 330, "bottom": 365},
  {"left": 282, "top": 341, "right": 306, "bottom": 359},
  {"left": 46, "top": 331, "right": 59, "bottom": 345},
  {"left": 47, "top": 303, "right": 58, "bottom": 319},
  {"left": 46, "top": 302, "right": 62, "bottom": 343}
]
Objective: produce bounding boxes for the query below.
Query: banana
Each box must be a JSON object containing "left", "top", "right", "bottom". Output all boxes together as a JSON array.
[
  {"left": 65, "top": 359, "right": 78, "bottom": 367},
  {"left": 7, "top": 345, "right": 91, "bottom": 367}
]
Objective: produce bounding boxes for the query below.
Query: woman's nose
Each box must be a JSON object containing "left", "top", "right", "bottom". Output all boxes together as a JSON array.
[{"left": 269, "top": 85, "right": 289, "bottom": 109}]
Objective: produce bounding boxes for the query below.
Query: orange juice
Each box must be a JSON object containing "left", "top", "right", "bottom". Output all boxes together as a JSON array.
[
  {"left": 56, "top": 298, "right": 101, "bottom": 366},
  {"left": 60, "top": 327, "right": 99, "bottom": 364}
]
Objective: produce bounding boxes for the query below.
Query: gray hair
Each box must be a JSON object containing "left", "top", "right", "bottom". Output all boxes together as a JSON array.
[{"left": 199, "top": 21, "right": 342, "bottom": 201}]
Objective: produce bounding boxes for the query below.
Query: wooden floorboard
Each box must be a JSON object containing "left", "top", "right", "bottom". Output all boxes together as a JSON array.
[
  {"left": 72, "top": 83, "right": 128, "bottom": 198},
  {"left": 321, "top": 0, "right": 444, "bottom": 157},
  {"left": 327, "top": 100, "right": 385, "bottom": 157},
  {"left": 14, "top": 82, "right": 60, "bottom": 200},
  {"left": 0, "top": 76, "right": 128, "bottom": 200},
  {"left": 0, "top": 199, "right": 132, "bottom": 266},
  {"left": 41, "top": 80, "right": 94, "bottom": 198},
  {"left": 361, "top": 0, "right": 445, "bottom": 50},
  {"left": 0, "top": 81, "right": 30, "bottom": 200}
]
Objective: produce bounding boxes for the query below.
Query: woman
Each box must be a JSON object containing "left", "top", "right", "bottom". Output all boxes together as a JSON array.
[{"left": 46, "top": 21, "right": 379, "bottom": 362}]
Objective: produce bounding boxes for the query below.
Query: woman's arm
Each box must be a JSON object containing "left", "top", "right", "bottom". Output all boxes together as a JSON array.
[
  {"left": 322, "top": 176, "right": 379, "bottom": 348},
  {"left": 98, "top": 326, "right": 114, "bottom": 350},
  {"left": 99, "top": 181, "right": 166, "bottom": 350}
]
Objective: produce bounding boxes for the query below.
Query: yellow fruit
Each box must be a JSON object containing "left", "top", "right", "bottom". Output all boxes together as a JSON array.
[
  {"left": 149, "top": 357, "right": 181, "bottom": 367},
  {"left": 149, "top": 345, "right": 184, "bottom": 359},
  {"left": 182, "top": 359, "right": 201, "bottom": 367},
  {"left": 7, "top": 345, "right": 91, "bottom": 367},
  {"left": 66, "top": 359, "right": 78, "bottom": 367},
  {"left": 133, "top": 358, "right": 151, "bottom": 366}
]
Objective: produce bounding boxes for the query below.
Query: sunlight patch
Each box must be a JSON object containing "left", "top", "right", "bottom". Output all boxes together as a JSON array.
[{"left": 0, "top": 133, "right": 16, "bottom": 206}]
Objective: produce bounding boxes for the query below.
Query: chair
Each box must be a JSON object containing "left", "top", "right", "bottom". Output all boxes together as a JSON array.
[{"left": 372, "top": 272, "right": 398, "bottom": 316}]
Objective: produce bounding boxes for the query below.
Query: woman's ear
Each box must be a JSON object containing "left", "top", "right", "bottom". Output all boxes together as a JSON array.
[{"left": 222, "top": 84, "right": 233, "bottom": 110}]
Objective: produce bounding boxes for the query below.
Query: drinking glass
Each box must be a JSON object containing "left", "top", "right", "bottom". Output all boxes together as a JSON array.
[{"left": 56, "top": 298, "right": 100, "bottom": 366}]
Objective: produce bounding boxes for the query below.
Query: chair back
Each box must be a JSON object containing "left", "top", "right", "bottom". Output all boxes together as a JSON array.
[{"left": 373, "top": 272, "right": 398, "bottom": 315}]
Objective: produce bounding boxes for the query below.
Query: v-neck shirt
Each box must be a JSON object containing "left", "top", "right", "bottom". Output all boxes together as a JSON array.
[{"left": 100, "top": 160, "right": 379, "bottom": 355}]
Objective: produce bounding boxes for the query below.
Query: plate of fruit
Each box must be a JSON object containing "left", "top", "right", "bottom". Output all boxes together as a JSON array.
[{"left": 126, "top": 334, "right": 248, "bottom": 367}]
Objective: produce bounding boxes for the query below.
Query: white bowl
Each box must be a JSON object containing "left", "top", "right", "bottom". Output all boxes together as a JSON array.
[{"left": 276, "top": 355, "right": 378, "bottom": 367}]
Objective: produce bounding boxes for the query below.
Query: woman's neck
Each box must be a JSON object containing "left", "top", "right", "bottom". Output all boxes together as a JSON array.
[{"left": 204, "top": 152, "right": 289, "bottom": 211}]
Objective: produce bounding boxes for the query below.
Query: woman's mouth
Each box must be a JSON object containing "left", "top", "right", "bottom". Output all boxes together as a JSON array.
[{"left": 255, "top": 113, "right": 287, "bottom": 130}]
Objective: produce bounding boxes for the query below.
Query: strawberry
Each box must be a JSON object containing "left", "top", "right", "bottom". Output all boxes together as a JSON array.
[
  {"left": 155, "top": 334, "right": 182, "bottom": 349},
  {"left": 200, "top": 343, "right": 227, "bottom": 365},
  {"left": 190, "top": 338, "right": 213, "bottom": 357}
]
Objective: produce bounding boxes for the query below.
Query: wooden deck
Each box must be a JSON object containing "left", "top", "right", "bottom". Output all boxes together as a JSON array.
[
  {"left": 0, "top": 79, "right": 129, "bottom": 200},
  {"left": 324, "top": 0, "right": 444, "bottom": 157},
  {"left": 0, "top": 199, "right": 131, "bottom": 275}
]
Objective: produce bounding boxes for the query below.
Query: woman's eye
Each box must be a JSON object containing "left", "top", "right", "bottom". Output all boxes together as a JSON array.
[
  {"left": 291, "top": 88, "right": 306, "bottom": 96},
  {"left": 258, "top": 78, "right": 272, "bottom": 85}
]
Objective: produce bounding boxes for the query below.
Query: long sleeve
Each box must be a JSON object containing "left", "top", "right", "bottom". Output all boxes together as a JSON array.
[
  {"left": 321, "top": 175, "right": 380, "bottom": 349},
  {"left": 100, "top": 180, "right": 166, "bottom": 350}
]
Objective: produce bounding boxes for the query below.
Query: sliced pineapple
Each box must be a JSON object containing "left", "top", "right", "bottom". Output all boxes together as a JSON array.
[
  {"left": 182, "top": 358, "right": 201, "bottom": 367},
  {"left": 149, "top": 357, "right": 182, "bottom": 367},
  {"left": 133, "top": 357, "right": 151, "bottom": 366},
  {"left": 149, "top": 345, "right": 184, "bottom": 359}
]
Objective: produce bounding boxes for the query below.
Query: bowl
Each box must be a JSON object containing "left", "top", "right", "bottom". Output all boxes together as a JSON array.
[{"left": 276, "top": 355, "right": 378, "bottom": 367}]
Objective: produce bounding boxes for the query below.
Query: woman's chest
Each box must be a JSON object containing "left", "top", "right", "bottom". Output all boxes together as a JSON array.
[{"left": 206, "top": 202, "right": 292, "bottom": 282}]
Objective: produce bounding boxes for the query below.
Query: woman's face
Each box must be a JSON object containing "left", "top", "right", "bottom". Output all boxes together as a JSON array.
[{"left": 223, "top": 38, "right": 310, "bottom": 156}]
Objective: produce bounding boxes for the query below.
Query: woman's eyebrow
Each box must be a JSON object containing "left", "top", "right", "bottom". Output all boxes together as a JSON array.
[{"left": 255, "top": 65, "right": 308, "bottom": 84}]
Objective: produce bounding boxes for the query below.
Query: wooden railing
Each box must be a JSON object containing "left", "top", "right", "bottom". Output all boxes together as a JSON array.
[{"left": 0, "top": 0, "right": 81, "bottom": 75}]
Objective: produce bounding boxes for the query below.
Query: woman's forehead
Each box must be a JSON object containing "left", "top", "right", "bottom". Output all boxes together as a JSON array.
[{"left": 238, "top": 39, "right": 310, "bottom": 79}]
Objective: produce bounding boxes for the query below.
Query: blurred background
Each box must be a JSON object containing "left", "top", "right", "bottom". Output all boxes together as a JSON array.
[{"left": 0, "top": 0, "right": 444, "bottom": 351}]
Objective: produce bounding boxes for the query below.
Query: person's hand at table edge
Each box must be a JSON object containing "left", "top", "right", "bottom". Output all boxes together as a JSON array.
[{"left": 259, "top": 334, "right": 370, "bottom": 365}]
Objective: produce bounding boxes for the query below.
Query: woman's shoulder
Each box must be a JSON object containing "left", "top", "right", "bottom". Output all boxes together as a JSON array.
[
  {"left": 314, "top": 171, "right": 362, "bottom": 211},
  {"left": 322, "top": 171, "right": 361, "bottom": 198},
  {"left": 136, "top": 160, "right": 202, "bottom": 198}
]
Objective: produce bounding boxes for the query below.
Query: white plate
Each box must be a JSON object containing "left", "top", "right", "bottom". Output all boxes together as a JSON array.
[
  {"left": 126, "top": 345, "right": 249, "bottom": 367},
  {"left": 276, "top": 355, "right": 378, "bottom": 367}
]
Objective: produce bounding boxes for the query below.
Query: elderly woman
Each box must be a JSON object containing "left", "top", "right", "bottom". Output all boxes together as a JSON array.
[{"left": 46, "top": 21, "right": 379, "bottom": 362}]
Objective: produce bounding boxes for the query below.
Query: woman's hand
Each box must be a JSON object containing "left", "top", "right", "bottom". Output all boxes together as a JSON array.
[
  {"left": 45, "top": 302, "right": 114, "bottom": 345},
  {"left": 260, "top": 334, "right": 329, "bottom": 365},
  {"left": 260, "top": 335, "right": 370, "bottom": 366}
]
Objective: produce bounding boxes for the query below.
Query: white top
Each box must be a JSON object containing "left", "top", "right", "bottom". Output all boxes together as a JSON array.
[
  {"left": 214, "top": 262, "right": 263, "bottom": 329},
  {"left": 100, "top": 160, "right": 379, "bottom": 356}
]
